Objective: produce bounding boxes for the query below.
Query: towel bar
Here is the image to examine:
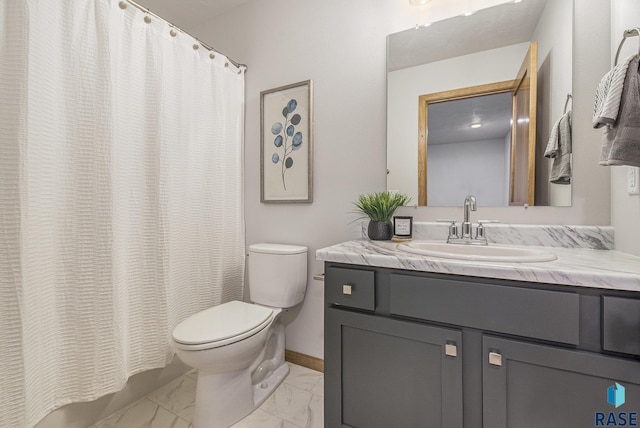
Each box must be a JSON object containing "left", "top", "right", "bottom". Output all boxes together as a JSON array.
[
  {"left": 614, "top": 27, "right": 640, "bottom": 66},
  {"left": 563, "top": 93, "right": 572, "bottom": 114}
]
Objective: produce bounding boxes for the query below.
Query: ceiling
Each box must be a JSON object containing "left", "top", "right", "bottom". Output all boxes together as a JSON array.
[
  {"left": 428, "top": 92, "right": 513, "bottom": 145},
  {"left": 133, "top": 0, "right": 248, "bottom": 29}
]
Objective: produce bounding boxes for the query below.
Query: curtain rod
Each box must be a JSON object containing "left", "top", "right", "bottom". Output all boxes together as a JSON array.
[{"left": 119, "top": 0, "right": 247, "bottom": 72}]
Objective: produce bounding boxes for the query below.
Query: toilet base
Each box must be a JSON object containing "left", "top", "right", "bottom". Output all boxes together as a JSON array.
[
  {"left": 252, "top": 361, "right": 289, "bottom": 409},
  {"left": 191, "top": 361, "right": 289, "bottom": 428}
]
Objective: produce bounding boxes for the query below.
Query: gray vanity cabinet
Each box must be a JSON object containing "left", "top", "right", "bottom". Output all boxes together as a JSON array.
[
  {"left": 483, "top": 336, "right": 640, "bottom": 428},
  {"left": 324, "top": 262, "right": 640, "bottom": 428},
  {"left": 325, "top": 307, "right": 463, "bottom": 428},
  {"left": 324, "top": 266, "right": 463, "bottom": 427}
]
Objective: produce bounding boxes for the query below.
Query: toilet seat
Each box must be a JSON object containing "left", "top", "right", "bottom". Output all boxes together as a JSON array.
[{"left": 172, "top": 301, "right": 275, "bottom": 351}]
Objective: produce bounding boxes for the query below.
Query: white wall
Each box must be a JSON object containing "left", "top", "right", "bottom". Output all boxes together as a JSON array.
[
  {"left": 193, "top": 0, "right": 409, "bottom": 360},
  {"left": 387, "top": 43, "right": 530, "bottom": 202},
  {"left": 191, "top": 0, "right": 613, "bottom": 359},
  {"left": 428, "top": 138, "right": 508, "bottom": 206},
  {"left": 610, "top": 0, "right": 640, "bottom": 256}
]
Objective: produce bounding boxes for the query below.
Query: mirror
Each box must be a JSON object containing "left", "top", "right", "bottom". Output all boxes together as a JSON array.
[{"left": 387, "top": 0, "right": 573, "bottom": 207}]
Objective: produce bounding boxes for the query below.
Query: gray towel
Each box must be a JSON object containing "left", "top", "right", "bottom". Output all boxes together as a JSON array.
[
  {"left": 545, "top": 111, "right": 572, "bottom": 184},
  {"left": 544, "top": 116, "right": 563, "bottom": 157},
  {"left": 601, "top": 55, "right": 640, "bottom": 167},
  {"left": 593, "top": 54, "right": 634, "bottom": 129}
]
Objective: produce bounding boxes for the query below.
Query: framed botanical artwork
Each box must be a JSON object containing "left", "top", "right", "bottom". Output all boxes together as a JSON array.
[{"left": 260, "top": 80, "right": 313, "bottom": 203}]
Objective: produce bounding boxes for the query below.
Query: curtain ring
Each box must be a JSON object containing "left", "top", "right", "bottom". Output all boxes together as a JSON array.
[
  {"left": 193, "top": 44, "right": 199, "bottom": 50},
  {"left": 143, "top": 15, "right": 151, "bottom": 24},
  {"left": 209, "top": 52, "right": 216, "bottom": 59},
  {"left": 169, "top": 29, "right": 177, "bottom": 37},
  {"left": 118, "top": 1, "right": 127, "bottom": 9}
]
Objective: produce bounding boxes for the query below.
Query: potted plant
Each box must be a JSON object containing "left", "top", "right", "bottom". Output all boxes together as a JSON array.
[{"left": 353, "top": 191, "right": 412, "bottom": 240}]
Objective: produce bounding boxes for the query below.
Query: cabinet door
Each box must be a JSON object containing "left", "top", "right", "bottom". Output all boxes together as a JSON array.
[
  {"left": 483, "top": 336, "right": 640, "bottom": 428},
  {"left": 325, "top": 307, "right": 463, "bottom": 428}
]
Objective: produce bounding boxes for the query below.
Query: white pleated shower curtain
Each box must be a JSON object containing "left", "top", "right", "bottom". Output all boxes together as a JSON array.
[{"left": 0, "top": 1, "right": 245, "bottom": 426}]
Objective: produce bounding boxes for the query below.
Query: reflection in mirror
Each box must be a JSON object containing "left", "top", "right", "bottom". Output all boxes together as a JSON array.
[
  {"left": 386, "top": 0, "right": 573, "bottom": 207},
  {"left": 427, "top": 92, "right": 513, "bottom": 206}
]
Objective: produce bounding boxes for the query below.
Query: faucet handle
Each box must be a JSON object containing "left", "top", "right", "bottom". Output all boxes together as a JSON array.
[
  {"left": 437, "top": 219, "right": 459, "bottom": 241},
  {"left": 475, "top": 220, "right": 499, "bottom": 241}
]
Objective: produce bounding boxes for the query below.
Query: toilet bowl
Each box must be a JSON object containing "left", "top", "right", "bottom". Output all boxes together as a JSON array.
[
  {"left": 173, "top": 301, "right": 287, "bottom": 428},
  {"left": 172, "top": 243, "right": 307, "bottom": 428}
]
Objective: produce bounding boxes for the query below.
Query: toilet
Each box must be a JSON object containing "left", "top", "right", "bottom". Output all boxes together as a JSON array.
[{"left": 171, "top": 243, "right": 308, "bottom": 428}]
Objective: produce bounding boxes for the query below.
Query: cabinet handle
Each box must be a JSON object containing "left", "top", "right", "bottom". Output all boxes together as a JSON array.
[
  {"left": 489, "top": 351, "right": 503, "bottom": 366},
  {"left": 445, "top": 343, "right": 457, "bottom": 357},
  {"left": 342, "top": 284, "right": 352, "bottom": 295}
]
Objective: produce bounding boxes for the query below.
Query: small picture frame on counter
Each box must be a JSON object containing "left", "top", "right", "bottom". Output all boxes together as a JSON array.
[{"left": 393, "top": 216, "right": 413, "bottom": 240}]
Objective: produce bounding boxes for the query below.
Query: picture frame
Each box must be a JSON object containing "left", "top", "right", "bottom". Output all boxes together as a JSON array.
[
  {"left": 393, "top": 216, "right": 413, "bottom": 238},
  {"left": 260, "top": 80, "right": 313, "bottom": 203}
]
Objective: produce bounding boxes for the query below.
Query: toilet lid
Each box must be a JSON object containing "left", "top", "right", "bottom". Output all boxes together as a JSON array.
[
  {"left": 172, "top": 301, "right": 274, "bottom": 347},
  {"left": 249, "top": 243, "right": 307, "bottom": 255}
]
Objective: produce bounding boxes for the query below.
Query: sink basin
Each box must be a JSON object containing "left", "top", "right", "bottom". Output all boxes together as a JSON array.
[{"left": 397, "top": 241, "right": 557, "bottom": 263}]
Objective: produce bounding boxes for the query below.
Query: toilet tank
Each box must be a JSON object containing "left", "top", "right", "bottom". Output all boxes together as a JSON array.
[{"left": 248, "top": 243, "right": 308, "bottom": 308}]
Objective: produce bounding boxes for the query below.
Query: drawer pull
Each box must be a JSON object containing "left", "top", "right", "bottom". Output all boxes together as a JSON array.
[
  {"left": 445, "top": 343, "right": 457, "bottom": 358},
  {"left": 489, "top": 351, "right": 503, "bottom": 366},
  {"left": 342, "top": 284, "right": 353, "bottom": 295}
]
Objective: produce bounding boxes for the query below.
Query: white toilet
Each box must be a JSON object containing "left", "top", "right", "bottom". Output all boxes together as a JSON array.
[{"left": 172, "top": 243, "right": 308, "bottom": 428}]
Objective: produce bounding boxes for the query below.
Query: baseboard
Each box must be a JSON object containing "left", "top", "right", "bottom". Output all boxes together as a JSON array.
[{"left": 285, "top": 349, "right": 324, "bottom": 373}]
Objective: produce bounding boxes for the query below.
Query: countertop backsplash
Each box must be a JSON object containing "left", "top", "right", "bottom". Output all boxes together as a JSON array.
[{"left": 363, "top": 221, "right": 615, "bottom": 250}]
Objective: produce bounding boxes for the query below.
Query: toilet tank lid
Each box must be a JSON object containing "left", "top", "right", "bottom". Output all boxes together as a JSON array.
[{"left": 249, "top": 243, "right": 307, "bottom": 255}]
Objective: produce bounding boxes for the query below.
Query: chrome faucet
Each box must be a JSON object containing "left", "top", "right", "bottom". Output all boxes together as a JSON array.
[
  {"left": 438, "top": 195, "right": 498, "bottom": 245},
  {"left": 461, "top": 195, "right": 477, "bottom": 239}
]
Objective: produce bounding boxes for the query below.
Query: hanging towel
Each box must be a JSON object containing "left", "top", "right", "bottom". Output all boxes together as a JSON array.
[
  {"left": 601, "top": 55, "right": 640, "bottom": 167},
  {"left": 544, "top": 115, "right": 563, "bottom": 157},
  {"left": 593, "top": 54, "right": 634, "bottom": 129},
  {"left": 545, "top": 110, "right": 572, "bottom": 183}
]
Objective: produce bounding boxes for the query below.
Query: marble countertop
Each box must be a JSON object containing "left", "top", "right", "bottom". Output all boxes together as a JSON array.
[{"left": 316, "top": 239, "right": 640, "bottom": 292}]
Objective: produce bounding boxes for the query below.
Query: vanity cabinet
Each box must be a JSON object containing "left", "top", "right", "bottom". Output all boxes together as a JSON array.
[
  {"left": 324, "top": 263, "right": 640, "bottom": 428},
  {"left": 482, "top": 336, "right": 640, "bottom": 428},
  {"left": 325, "top": 308, "right": 463, "bottom": 428}
]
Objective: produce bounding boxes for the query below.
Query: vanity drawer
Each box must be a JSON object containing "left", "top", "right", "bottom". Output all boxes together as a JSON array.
[
  {"left": 602, "top": 296, "right": 640, "bottom": 356},
  {"left": 325, "top": 267, "right": 375, "bottom": 311},
  {"left": 389, "top": 274, "right": 580, "bottom": 345}
]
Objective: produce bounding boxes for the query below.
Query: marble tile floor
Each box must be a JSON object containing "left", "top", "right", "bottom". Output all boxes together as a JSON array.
[{"left": 91, "top": 363, "right": 324, "bottom": 428}]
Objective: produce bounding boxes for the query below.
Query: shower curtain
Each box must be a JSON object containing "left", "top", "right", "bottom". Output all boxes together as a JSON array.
[{"left": 0, "top": 1, "right": 245, "bottom": 426}]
